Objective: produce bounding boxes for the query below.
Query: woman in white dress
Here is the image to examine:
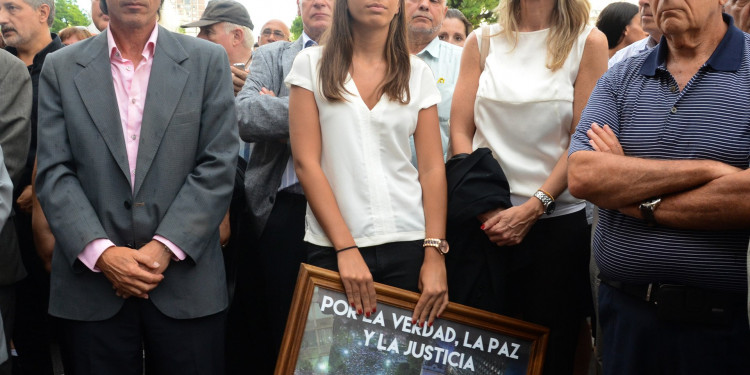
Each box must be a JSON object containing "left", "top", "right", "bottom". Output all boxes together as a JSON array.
[
  {"left": 286, "top": 0, "right": 449, "bottom": 327},
  {"left": 450, "top": 0, "right": 608, "bottom": 373}
]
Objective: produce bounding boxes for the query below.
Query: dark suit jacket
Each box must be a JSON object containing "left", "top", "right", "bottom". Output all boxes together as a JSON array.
[
  {"left": 0, "top": 49, "right": 31, "bottom": 286},
  {"left": 236, "top": 38, "right": 304, "bottom": 237},
  {"left": 36, "top": 27, "right": 238, "bottom": 321}
]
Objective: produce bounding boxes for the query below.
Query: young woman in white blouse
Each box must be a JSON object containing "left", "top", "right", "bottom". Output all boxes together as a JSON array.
[
  {"left": 286, "top": 0, "right": 449, "bottom": 327},
  {"left": 450, "top": 0, "right": 608, "bottom": 373}
]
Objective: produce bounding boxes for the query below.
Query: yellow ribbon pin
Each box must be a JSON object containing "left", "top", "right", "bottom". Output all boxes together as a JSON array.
[{"left": 437, "top": 78, "right": 445, "bottom": 84}]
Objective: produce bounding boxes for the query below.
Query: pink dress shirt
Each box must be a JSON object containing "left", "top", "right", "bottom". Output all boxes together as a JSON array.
[{"left": 78, "top": 24, "right": 186, "bottom": 271}]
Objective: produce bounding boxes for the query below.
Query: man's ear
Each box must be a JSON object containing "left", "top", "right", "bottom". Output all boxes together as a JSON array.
[
  {"left": 39, "top": 4, "right": 51, "bottom": 25},
  {"left": 233, "top": 28, "right": 243, "bottom": 46}
]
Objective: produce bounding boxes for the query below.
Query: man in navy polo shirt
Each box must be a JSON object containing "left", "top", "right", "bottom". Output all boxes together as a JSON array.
[{"left": 567, "top": 0, "right": 750, "bottom": 373}]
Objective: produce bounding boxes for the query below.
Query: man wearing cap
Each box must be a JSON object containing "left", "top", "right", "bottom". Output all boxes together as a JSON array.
[
  {"left": 182, "top": 0, "right": 254, "bottom": 96},
  {"left": 233, "top": 0, "right": 333, "bottom": 372}
]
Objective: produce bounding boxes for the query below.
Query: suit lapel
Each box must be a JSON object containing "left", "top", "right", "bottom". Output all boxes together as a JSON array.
[
  {"left": 282, "top": 38, "right": 304, "bottom": 84},
  {"left": 73, "top": 32, "right": 131, "bottom": 184},
  {"left": 133, "top": 28, "right": 189, "bottom": 196}
]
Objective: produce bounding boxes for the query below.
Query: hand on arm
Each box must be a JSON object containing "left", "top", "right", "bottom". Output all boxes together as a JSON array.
[
  {"left": 219, "top": 209, "right": 230, "bottom": 248},
  {"left": 16, "top": 185, "right": 32, "bottom": 213},
  {"left": 584, "top": 122, "right": 745, "bottom": 228},
  {"left": 230, "top": 66, "right": 248, "bottom": 96},
  {"left": 288, "top": 85, "right": 376, "bottom": 316},
  {"left": 31, "top": 160, "right": 54, "bottom": 272},
  {"left": 413, "top": 105, "right": 449, "bottom": 326}
]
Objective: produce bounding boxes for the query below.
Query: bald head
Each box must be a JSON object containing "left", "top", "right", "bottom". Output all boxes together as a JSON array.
[{"left": 258, "top": 19, "right": 290, "bottom": 45}]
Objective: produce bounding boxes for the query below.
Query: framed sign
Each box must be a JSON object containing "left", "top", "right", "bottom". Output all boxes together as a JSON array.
[{"left": 276, "top": 264, "right": 549, "bottom": 375}]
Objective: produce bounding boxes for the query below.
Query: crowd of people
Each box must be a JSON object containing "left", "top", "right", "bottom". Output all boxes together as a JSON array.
[{"left": 1, "top": 0, "right": 749, "bottom": 374}]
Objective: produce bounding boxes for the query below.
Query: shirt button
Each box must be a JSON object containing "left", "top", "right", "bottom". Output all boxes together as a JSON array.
[
  {"left": 131, "top": 98, "right": 136, "bottom": 104},
  {"left": 670, "top": 86, "right": 678, "bottom": 93},
  {"left": 670, "top": 106, "right": 677, "bottom": 114},
  {"left": 131, "top": 134, "right": 136, "bottom": 140},
  {"left": 126, "top": 66, "right": 132, "bottom": 71}
]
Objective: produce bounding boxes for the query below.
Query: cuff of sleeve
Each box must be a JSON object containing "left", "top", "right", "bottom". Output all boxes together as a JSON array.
[
  {"left": 78, "top": 238, "right": 115, "bottom": 272},
  {"left": 153, "top": 236, "right": 186, "bottom": 261}
]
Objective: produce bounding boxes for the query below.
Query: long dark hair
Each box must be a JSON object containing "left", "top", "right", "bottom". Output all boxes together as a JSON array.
[
  {"left": 319, "top": 0, "right": 411, "bottom": 104},
  {"left": 596, "top": 2, "right": 639, "bottom": 49}
]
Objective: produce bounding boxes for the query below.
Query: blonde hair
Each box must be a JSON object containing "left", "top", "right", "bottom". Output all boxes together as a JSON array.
[
  {"left": 58, "top": 26, "right": 93, "bottom": 44},
  {"left": 495, "top": 0, "right": 590, "bottom": 71},
  {"left": 319, "top": 0, "right": 411, "bottom": 104}
]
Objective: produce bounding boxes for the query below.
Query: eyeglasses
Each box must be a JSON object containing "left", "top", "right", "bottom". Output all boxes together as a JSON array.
[{"left": 261, "top": 29, "right": 287, "bottom": 38}]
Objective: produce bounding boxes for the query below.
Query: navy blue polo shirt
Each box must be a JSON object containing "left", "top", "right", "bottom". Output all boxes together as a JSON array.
[{"left": 569, "top": 14, "right": 750, "bottom": 292}]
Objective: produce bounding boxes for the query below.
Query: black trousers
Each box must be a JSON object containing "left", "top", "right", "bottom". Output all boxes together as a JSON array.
[
  {"left": 599, "top": 283, "right": 750, "bottom": 375},
  {"left": 225, "top": 191, "right": 307, "bottom": 375},
  {"left": 307, "top": 240, "right": 424, "bottom": 293},
  {"left": 59, "top": 298, "right": 226, "bottom": 375},
  {"left": 12, "top": 211, "right": 54, "bottom": 375}
]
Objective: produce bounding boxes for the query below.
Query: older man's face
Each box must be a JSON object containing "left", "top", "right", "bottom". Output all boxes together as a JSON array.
[
  {"left": 198, "top": 22, "right": 235, "bottom": 53},
  {"left": 406, "top": 0, "right": 447, "bottom": 39},
  {"left": 259, "top": 20, "right": 289, "bottom": 45},
  {"left": 298, "top": 0, "right": 333, "bottom": 40},
  {"left": 0, "top": 0, "right": 50, "bottom": 47},
  {"left": 725, "top": 0, "right": 750, "bottom": 32},
  {"left": 92, "top": 0, "right": 110, "bottom": 31},
  {"left": 639, "top": 0, "right": 660, "bottom": 36},
  {"left": 105, "top": 0, "right": 160, "bottom": 30},
  {"left": 650, "top": 0, "right": 724, "bottom": 35}
]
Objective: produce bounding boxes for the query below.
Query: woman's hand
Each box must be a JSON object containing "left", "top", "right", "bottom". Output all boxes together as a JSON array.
[
  {"left": 413, "top": 249, "right": 449, "bottom": 327},
  {"left": 337, "top": 249, "right": 377, "bottom": 317},
  {"left": 481, "top": 199, "right": 543, "bottom": 246},
  {"left": 587, "top": 123, "right": 624, "bottom": 156}
]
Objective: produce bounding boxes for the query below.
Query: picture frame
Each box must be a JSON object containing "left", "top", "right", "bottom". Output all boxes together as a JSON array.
[{"left": 276, "top": 264, "right": 549, "bottom": 375}]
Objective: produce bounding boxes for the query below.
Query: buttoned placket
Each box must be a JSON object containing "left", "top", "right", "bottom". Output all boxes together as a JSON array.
[{"left": 113, "top": 49, "right": 146, "bottom": 189}]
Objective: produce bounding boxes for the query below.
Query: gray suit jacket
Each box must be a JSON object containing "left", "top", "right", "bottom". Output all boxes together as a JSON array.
[
  {"left": 0, "top": 49, "right": 31, "bottom": 286},
  {"left": 36, "top": 27, "right": 238, "bottom": 321},
  {"left": 236, "top": 38, "right": 303, "bottom": 237}
]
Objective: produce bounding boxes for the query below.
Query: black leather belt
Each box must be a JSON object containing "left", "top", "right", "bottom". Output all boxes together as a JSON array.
[
  {"left": 599, "top": 278, "right": 657, "bottom": 303},
  {"left": 600, "top": 277, "right": 746, "bottom": 326}
]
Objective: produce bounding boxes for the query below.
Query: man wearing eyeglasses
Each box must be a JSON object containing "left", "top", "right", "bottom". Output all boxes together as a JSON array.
[{"left": 258, "top": 19, "right": 290, "bottom": 46}]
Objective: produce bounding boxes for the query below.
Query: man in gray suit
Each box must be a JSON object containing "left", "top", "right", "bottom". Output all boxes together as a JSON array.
[
  {"left": 35, "top": 0, "right": 237, "bottom": 373},
  {"left": 0, "top": 48, "right": 31, "bottom": 375},
  {"left": 231, "top": 0, "right": 332, "bottom": 371}
]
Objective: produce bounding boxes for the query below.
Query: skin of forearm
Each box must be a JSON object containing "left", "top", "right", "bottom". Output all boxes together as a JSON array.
[
  {"left": 568, "top": 151, "right": 737, "bottom": 209},
  {"left": 652, "top": 169, "right": 750, "bottom": 230},
  {"left": 418, "top": 167, "right": 447, "bottom": 239}
]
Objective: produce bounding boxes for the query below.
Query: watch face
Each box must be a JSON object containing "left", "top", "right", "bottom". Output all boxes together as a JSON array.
[
  {"left": 546, "top": 201, "right": 556, "bottom": 215},
  {"left": 439, "top": 240, "right": 450, "bottom": 254}
]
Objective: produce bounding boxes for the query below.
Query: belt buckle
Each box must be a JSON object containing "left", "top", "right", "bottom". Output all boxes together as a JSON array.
[{"left": 645, "top": 283, "right": 654, "bottom": 302}]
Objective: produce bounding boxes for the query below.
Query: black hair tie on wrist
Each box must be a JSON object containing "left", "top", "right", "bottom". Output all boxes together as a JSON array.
[{"left": 335, "top": 245, "right": 358, "bottom": 253}]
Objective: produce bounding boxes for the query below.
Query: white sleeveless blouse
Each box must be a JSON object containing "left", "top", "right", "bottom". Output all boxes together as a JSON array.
[{"left": 473, "top": 24, "right": 593, "bottom": 216}]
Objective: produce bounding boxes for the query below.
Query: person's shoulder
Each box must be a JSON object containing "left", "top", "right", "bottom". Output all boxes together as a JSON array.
[
  {"left": 437, "top": 39, "right": 463, "bottom": 58},
  {"left": 44, "top": 34, "right": 99, "bottom": 64},
  {"left": 0, "top": 49, "right": 24, "bottom": 71},
  {"left": 255, "top": 39, "right": 299, "bottom": 57},
  {"left": 409, "top": 53, "right": 431, "bottom": 71},
  {"left": 609, "top": 37, "right": 649, "bottom": 67},
  {"left": 584, "top": 26, "right": 608, "bottom": 51}
]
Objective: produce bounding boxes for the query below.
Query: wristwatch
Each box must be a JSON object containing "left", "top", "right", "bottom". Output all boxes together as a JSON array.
[
  {"left": 533, "top": 189, "right": 556, "bottom": 215},
  {"left": 639, "top": 197, "right": 662, "bottom": 226},
  {"left": 423, "top": 238, "right": 450, "bottom": 255}
]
